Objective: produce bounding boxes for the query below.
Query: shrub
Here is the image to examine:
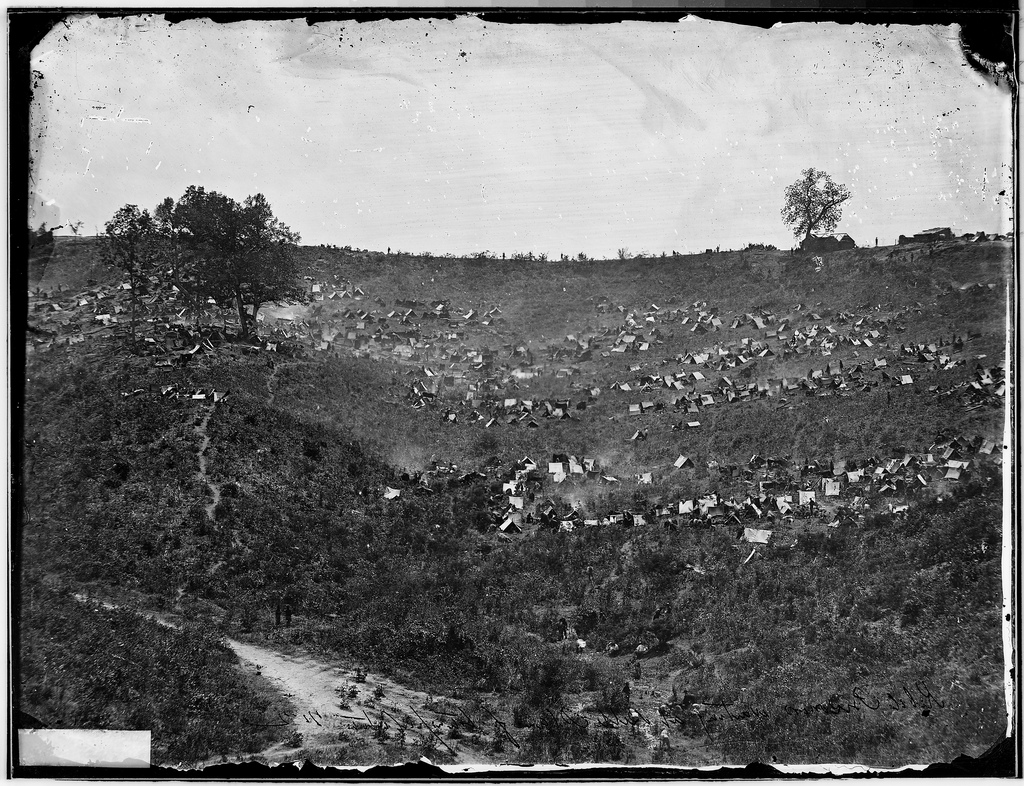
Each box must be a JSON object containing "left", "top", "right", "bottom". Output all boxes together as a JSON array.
[
  {"left": 596, "top": 676, "right": 631, "bottom": 715},
  {"left": 18, "top": 586, "right": 287, "bottom": 765}
]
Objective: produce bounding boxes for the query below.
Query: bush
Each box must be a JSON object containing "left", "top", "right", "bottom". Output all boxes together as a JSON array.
[
  {"left": 524, "top": 650, "right": 582, "bottom": 709},
  {"left": 592, "top": 730, "right": 623, "bottom": 760},
  {"left": 596, "top": 676, "right": 631, "bottom": 715}
]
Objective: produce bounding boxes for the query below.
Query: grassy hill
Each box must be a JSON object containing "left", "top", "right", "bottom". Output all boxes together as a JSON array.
[{"left": 17, "top": 239, "right": 1009, "bottom": 767}]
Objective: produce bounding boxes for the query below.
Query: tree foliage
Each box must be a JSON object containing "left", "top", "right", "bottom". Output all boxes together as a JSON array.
[
  {"left": 103, "top": 206, "right": 157, "bottom": 283},
  {"left": 102, "top": 205, "right": 160, "bottom": 338},
  {"left": 105, "top": 187, "right": 304, "bottom": 338},
  {"left": 781, "top": 168, "right": 852, "bottom": 241},
  {"left": 165, "top": 186, "right": 304, "bottom": 337}
]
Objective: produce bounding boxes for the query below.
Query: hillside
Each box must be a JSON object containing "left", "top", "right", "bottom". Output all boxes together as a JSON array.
[{"left": 17, "top": 239, "right": 1010, "bottom": 768}]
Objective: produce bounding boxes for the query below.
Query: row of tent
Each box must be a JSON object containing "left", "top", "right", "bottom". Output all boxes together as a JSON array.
[
  {"left": 119, "top": 384, "right": 230, "bottom": 403},
  {"left": 592, "top": 296, "right": 920, "bottom": 345},
  {"left": 261, "top": 279, "right": 962, "bottom": 424},
  {"left": 28, "top": 276, "right": 1001, "bottom": 448},
  {"left": 406, "top": 345, "right": 995, "bottom": 430},
  {"left": 568, "top": 433, "right": 1000, "bottom": 497},
  {"left": 935, "top": 365, "right": 1007, "bottom": 411},
  {"left": 26, "top": 278, "right": 312, "bottom": 362},
  {"left": 621, "top": 367, "right": 914, "bottom": 414},
  {"left": 379, "top": 428, "right": 1001, "bottom": 536},
  {"left": 491, "top": 490, "right": 865, "bottom": 535},
  {"left": 308, "top": 279, "right": 512, "bottom": 328},
  {"left": 403, "top": 304, "right": 965, "bottom": 417},
  {"left": 416, "top": 344, "right": 975, "bottom": 432},
  {"left": 278, "top": 283, "right": 926, "bottom": 403}
]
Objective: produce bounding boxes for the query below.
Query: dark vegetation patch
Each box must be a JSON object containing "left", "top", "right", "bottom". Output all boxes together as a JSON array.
[{"left": 18, "top": 580, "right": 290, "bottom": 766}]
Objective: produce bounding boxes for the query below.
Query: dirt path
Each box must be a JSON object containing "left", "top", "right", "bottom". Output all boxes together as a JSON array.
[
  {"left": 194, "top": 405, "right": 221, "bottom": 523},
  {"left": 267, "top": 363, "right": 280, "bottom": 407},
  {"left": 71, "top": 594, "right": 487, "bottom": 767},
  {"left": 229, "top": 639, "right": 351, "bottom": 757},
  {"left": 266, "top": 360, "right": 285, "bottom": 407},
  {"left": 228, "top": 636, "right": 490, "bottom": 765},
  {"left": 265, "top": 358, "right": 306, "bottom": 408}
]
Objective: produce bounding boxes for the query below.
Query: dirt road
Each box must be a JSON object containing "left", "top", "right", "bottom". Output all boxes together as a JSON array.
[
  {"left": 72, "top": 595, "right": 486, "bottom": 766},
  {"left": 226, "top": 637, "right": 485, "bottom": 766}
]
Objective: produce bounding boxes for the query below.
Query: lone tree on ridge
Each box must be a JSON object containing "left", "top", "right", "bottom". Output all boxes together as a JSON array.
[{"left": 781, "top": 168, "right": 852, "bottom": 244}]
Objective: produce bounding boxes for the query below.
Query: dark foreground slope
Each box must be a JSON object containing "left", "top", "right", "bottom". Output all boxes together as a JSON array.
[{"left": 18, "top": 240, "right": 1010, "bottom": 767}]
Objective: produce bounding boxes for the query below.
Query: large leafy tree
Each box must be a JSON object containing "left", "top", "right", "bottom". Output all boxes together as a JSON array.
[
  {"left": 102, "top": 205, "right": 159, "bottom": 340},
  {"left": 160, "top": 186, "right": 304, "bottom": 338},
  {"left": 152, "top": 195, "right": 202, "bottom": 313},
  {"left": 781, "top": 168, "right": 852, "bottom": 242},
  {"left": 229, "top": 192, "right": 304, "bottom": 332}
]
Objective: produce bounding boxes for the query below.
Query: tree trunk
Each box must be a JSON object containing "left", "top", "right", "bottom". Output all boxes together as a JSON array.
[
  {"left": 130, "top": 274, "right": 138, "bottom": 345},
  {"left": 170, "top": 268, "right": 199, "bottom": 313},
  {"left": 236, "top": 293, "right": 248, "bottom": 339}
]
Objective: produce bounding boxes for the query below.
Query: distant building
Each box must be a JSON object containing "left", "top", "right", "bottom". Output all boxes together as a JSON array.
[
  {"left": 800, "top": 233, "right": 856, "bottom": 253},
  {"left": 898, "top": 227, "right": 954, "bottom": 245}
]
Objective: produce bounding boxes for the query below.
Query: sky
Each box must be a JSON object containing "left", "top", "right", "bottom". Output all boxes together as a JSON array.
[{"left": 29, "top": 15, "right": 1013, "bottom": 258}]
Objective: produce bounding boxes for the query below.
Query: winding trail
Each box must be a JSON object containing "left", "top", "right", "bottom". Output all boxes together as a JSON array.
[
  {"left": 194, "top": 405, "right": 222, "bottom": 523},
  {"left": 73, "top": 599, "right": 486, "bottom": 767},
  {"left": 265, "top": 358, "right": 303, "bottom": 409},
  {"left": 267, "top": 363, "right": 280, "bottom": 407}
]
